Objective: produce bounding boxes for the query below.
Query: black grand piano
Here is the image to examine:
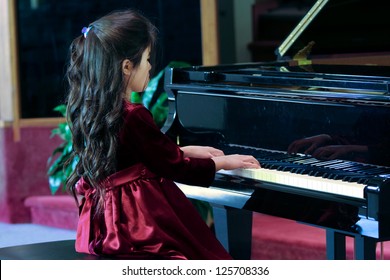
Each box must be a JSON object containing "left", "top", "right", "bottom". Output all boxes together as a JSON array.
[{"left": 163, "top": 0, "right": 390, "bottom": 259}]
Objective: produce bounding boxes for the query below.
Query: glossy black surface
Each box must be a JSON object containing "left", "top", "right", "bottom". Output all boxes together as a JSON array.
[
  {"left": 0, "top": 240, "right": 95, "bottom": 260},
  {"left": 0, "top": 240, "right": 165, "bottom": 260},
  {"left": 168, "top": 64, "right": 390, "bottom": 166}
]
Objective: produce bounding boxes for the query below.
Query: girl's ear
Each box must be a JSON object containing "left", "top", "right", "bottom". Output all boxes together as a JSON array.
[{"left": 122, "top": 59, "right": 133, "bottom": 76}]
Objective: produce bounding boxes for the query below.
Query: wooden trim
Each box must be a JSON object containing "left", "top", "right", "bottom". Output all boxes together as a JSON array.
[
  {"left": 200, "top": 0, "right": 220, "bottom": 65},
  {"left": 8, "top": 0, "right": 21, "bottom": 141},
  {"left": 0, "top": 1, "right": 12, "bottom": 123},
  {"left": 19, "top": 117, "right": 66, "bottom": 127},
  {"left": 0, "top": 118, "right": 65, "bottom": 128}
]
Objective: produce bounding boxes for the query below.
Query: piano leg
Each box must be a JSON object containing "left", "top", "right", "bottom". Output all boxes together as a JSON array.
[
  {"left": 326, "top": 229, "right": 346, "bottom": 259},
  {"left": 211, "top": 204, "right": 253, "bottom": 260},
  {"left": 354, "top": 235, "right": 377, "bottom": 260},
  {"left": 326, "top": 229, "right": 377, "bottom": 259}
]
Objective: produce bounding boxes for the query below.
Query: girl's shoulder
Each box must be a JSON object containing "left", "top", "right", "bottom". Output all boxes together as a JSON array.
[
  {"left": 123, "top": 100, "right": 152, "bottom": 120},
  {"left": 123, "top": 100, "right": 146, "bottom": 113}
]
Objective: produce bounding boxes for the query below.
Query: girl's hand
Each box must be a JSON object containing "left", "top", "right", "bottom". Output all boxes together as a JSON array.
[
  {"left": 212, "top": 154, "right": 261, "bottom": 171},
  {"left": 181, "top": 145, "right": 225, "bottom": 159}
]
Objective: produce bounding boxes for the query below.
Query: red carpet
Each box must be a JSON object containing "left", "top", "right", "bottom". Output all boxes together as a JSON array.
[{"left": 250, "top": 213, "right": 390, "bottom": 260}]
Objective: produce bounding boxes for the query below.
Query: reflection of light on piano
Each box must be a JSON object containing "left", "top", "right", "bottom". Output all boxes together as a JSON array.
[{"left": 218, "top": 168, "right": 365, "bottom": 199}]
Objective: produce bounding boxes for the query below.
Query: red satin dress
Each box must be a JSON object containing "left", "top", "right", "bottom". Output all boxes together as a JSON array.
[{"left": 75, "top": 101, "right": 233, "bottom": 260}]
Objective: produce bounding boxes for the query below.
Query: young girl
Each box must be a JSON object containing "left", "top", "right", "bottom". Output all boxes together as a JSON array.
[{"left": 65, "top": 9, "right": 260, "bottom": 260}]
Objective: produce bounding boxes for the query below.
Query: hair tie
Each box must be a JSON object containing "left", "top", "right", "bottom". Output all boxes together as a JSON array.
[{"left": 81, "top": 26, "right": 92, "bottom": 38}]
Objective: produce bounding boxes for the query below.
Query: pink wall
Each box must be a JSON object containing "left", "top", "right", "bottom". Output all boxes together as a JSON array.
[{"left": 0, "top": 125, "right": 63, "bottom": 223}]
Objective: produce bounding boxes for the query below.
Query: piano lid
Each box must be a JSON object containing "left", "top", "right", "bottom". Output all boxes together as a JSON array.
[{"left": 275, "top": 0, "right": 390, "bottom": 64}]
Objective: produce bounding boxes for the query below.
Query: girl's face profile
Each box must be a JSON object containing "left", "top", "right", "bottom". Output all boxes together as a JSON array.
[{"left": 126, "top": 47, "right": 152, "bottom": 93}]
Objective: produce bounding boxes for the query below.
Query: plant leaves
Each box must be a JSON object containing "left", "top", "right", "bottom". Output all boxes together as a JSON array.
[{"left": 142, "top": 70, "right": 164, "bottom": 108}]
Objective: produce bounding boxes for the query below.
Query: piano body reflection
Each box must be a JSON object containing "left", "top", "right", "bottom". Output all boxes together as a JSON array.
[{"left": 163, "top": 0, "right": 390, "bottom": 259}]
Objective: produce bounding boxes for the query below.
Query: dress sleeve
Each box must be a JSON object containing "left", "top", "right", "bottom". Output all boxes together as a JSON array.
[{"left": 122, "top": 105, "right": 216, "bottom": 187}]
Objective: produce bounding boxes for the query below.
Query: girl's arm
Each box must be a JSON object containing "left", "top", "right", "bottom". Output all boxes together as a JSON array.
[
  {"left": 181, "top": 146, "right": 260, "bottom": 170},
  {"left": 180, "top": 145, "right": 224, "bottom": 158}
]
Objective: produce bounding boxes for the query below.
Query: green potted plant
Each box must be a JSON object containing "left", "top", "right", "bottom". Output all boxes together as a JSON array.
[{"left": 47, "top": 104, "right": 77, "bottom": 194}]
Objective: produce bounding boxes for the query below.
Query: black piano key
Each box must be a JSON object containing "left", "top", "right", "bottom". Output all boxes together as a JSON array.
[
  {"left": 357, "top": 178, "right": 370, "bottom": 184},
  {"left": 222, "top": 143, "right": 390, "bottom": 187}
]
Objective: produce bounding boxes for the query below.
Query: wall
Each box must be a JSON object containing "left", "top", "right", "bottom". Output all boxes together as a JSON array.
[
  {"left": 0, "top": 0, "right": 64, "bottom": 223},
  {"left": 218, "top": 0, "right": 256, "bottom": 64},
  {"left": 0, "top": 125, "right": 63, "bottom": 223},
  {"left": 233, "top": 0, "right": 255, "bottom": 63}
]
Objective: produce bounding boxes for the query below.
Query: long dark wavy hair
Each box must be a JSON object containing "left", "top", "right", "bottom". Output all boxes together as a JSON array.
[{"left": 65, "top": 9, "right": 157, "bottom": 212}]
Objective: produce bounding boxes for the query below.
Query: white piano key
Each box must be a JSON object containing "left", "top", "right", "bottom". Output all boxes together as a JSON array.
[{"left": 218, "top": 168, "right": 366, "bottom": 199}]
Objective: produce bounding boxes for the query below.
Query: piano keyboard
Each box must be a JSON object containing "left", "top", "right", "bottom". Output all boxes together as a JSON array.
[
  {"left": 218, "top": 143, "right": 390, "bottom": 200},
  {"left": 218, "top": 168, "right": 366, "bottom": 199}
]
